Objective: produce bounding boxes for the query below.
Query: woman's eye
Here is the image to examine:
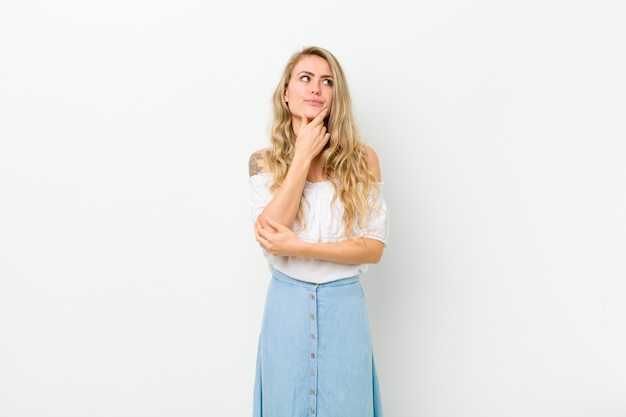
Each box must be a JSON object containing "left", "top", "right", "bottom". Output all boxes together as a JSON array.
[
  {"left": 323, "top": 79, "right": 333, "bottom": 86},
  {"left": 300, "top": 75, "right": 310, "bottom": 82}
]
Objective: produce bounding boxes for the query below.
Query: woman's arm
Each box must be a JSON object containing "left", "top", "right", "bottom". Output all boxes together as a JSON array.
[
  {"left": 248, "top": 149, "right": 308, "bottom": 229},
  {"left": 248, "top": 109, "right": 330, "bottom": 230},
  {"left": 364, "top": 145, "right": 381, "bottom": 181},
  {"left": 253, "top": 145, "right": 386, "bottom": 264},
  {"left": 255, "top": 217, "right": 384, "bottom": 265}
]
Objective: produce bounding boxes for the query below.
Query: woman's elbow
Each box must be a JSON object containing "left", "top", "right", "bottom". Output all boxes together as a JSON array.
[{"left": 366, "top": 240, "right": 385, "bottom": 264}]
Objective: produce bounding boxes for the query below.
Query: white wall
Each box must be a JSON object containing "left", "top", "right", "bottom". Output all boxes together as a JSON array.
[{"left": 1, "top": 1, "right": 625, "bottom": 416}]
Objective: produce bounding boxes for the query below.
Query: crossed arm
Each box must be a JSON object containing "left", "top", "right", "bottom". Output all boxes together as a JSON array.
[
  {"left": 255, "top": 216, "right": 384, "bottom": 265},
  {"left": 248, "top": 111, "right": 384, "bottom": 265}
]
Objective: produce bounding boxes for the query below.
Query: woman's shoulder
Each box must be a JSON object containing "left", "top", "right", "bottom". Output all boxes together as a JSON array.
[
  {"left": 363, "top": 145, "right": 379, "bottom": 162},
  {"left": 363, "top": 145, "right": 381, "bottom": 181},
  {"left": 248, "top": 148, "right": 270, "bottom": 177}
]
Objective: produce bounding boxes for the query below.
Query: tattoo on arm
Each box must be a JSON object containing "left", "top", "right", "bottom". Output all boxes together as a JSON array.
[{"left": 248, "top": 152, "right": 264, "bottom": 177}]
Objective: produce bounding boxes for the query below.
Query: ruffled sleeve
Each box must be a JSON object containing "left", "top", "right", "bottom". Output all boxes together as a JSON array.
[
  {"left": 361, "top": 184, "right": 390, "bottom": 246},
  {"left": 249, "top": 173, "right": 274, "bottom": 224}
]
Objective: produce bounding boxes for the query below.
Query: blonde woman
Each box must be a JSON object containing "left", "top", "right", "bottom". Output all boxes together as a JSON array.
[{"left": 249, "top": 46, "right": 389, "bottom": 417}]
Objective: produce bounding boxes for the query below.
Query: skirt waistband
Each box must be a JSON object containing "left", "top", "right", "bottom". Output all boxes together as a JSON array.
[{"left": 271, "top": 269, "right": 360, "bottom": 288}]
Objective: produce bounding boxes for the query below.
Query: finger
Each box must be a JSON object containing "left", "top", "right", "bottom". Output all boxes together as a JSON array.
[
  {"left": 310, "top": 107, "right": 328, "bottom": 126},
  {"left": 299, "top": 108, "right": 327, "bottom": 133},
  {"left": 264, "top": 216, "right": 283, "bottom": 232},
  {"left": 299, "top": 113, "right": 310, "bottom": 130},
  {"left": 257, "top": 218, "right": 275, "bottom": 234},
  {"left": 256, "top": 224, "right": 270, "bottom": 240},
  {"left": 257, "top": 236, "right": 269, "bottom": 249},
  {"left": 254, "top": 228, "right": 264, "bottom": 243},
  {"left": 255, "top": 221, "right": 271, "bottom": 241},
  {"left": 255, "top": 229, "right": 270, "bottom": 246},
  {"left": 266, "top": 217, "right": 289, "bottom": 233}
]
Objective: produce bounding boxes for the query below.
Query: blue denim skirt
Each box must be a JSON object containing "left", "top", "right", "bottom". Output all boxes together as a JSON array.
[{"left": 253, "top": 269, "right": 383, "bottom": 417}]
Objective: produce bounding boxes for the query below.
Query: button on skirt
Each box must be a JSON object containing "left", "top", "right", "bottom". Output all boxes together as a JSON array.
[{"left": 253, "top": 269, "right": 383, "bottom": 417}]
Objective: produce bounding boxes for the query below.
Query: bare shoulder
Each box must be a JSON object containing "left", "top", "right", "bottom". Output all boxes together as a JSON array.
[
  {"left": 248, "top": 148, "right": 269, "bottom": 177},
  {"left": 364, "top": 145, "right": 381, "bottom": 181}
]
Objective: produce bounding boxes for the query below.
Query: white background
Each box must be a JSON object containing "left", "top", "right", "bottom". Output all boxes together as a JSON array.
[{"left": 1, "top": 1, "right": 625, "bottom": 416}]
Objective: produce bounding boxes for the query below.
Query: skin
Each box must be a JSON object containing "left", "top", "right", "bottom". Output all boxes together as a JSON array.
[
  {"left": 284, "top": 55, "right": 334, "bottom": 139},
  {"left": 250, "top": 54, "right": 384, "bottom": 265}
]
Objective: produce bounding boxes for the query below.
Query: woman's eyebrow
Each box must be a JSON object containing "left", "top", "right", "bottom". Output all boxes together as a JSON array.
[{"left": 297, "top": 70, "right": 333, "bottom": 78}]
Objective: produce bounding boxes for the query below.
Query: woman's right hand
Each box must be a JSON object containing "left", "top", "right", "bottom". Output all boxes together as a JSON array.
[{"left": 294, "top": 108, "right": 330, "bottom": 161}]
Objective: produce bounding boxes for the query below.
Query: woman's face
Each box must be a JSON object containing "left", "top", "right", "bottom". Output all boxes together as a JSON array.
[{"left": 284, "top": 54, "right": 334, "bottom": 127}]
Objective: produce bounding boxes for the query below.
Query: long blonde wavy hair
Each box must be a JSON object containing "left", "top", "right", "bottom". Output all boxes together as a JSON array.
[{"left": 265, "top": 46, "right": 380, "bottom": 238}]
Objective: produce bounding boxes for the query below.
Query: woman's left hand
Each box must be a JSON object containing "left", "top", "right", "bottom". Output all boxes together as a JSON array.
[{"left": 255, "top": 217, "right": 303, "bottom": 257}]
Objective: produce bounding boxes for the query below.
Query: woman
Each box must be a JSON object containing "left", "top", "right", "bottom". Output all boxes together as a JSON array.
[{"left": 248, "top": 46, "right": 389, "bottom": 417}]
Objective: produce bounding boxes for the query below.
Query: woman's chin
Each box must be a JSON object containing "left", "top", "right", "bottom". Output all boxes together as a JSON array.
[
  {"left": 291, "top": 108, "right": 327, "bottom": 125},
  {"left": 301, "top": 106, "right": 325, "bottom": 118}
]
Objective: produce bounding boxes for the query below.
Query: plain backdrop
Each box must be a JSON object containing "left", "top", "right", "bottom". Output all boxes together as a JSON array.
[{"left": 1, "top": 1, "right": 625, "bottom": 416}]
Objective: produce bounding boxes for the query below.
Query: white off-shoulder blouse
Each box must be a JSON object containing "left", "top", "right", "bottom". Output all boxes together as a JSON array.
[{"left": 249, "top": 172, "right": 389, "bottom": 284}]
